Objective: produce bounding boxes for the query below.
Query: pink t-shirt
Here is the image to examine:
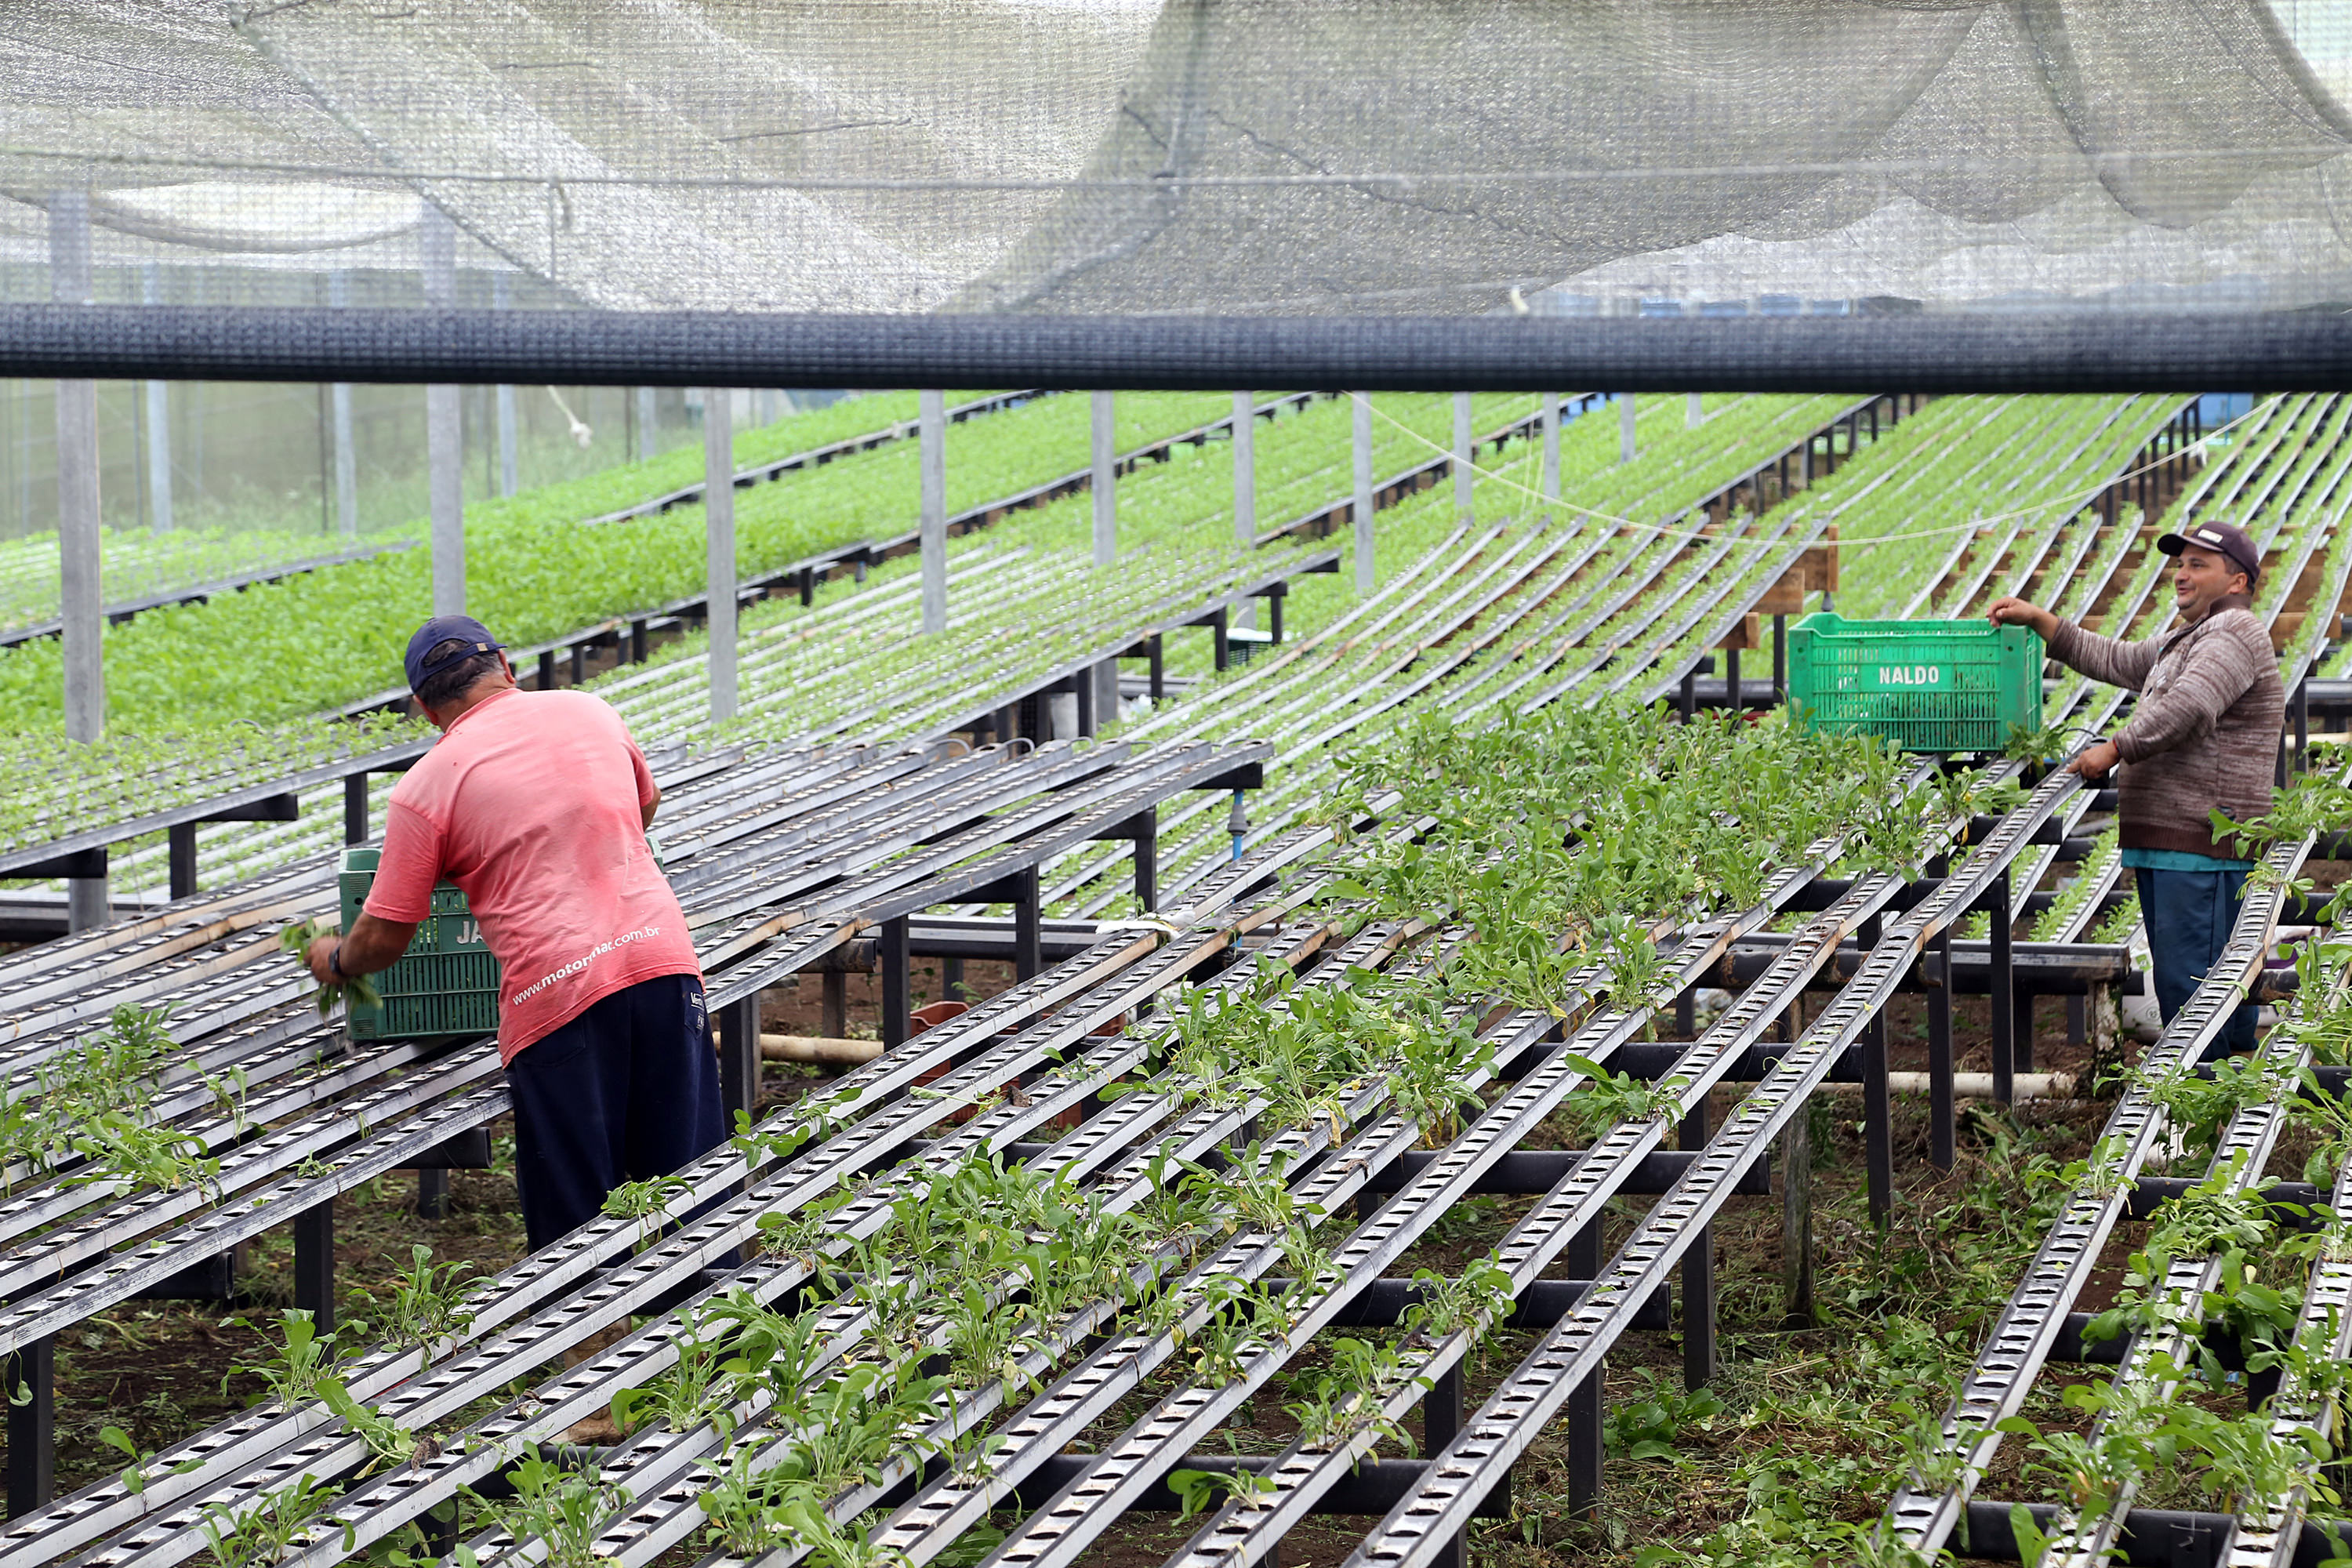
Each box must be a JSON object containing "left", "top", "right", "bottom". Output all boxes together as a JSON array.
[{"left": 365, "top": 688, "right": 702, "bottom": 1064}]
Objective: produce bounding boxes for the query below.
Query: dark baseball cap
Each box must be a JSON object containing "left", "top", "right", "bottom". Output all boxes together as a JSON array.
[
  {"left": 404, "top": 615, "right": 505, "bottom": 692},
  {"left": 2157, "top": 521, "right": 2261, "bottom": 586}
]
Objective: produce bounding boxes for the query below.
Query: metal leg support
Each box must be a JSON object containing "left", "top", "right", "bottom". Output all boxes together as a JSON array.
[
  {"left": 344, "top": 772, "right": 370, "bottom": 846},
  {"left": 296, "top": 1200, "right": 335, "bottom": 1337},
  {"left": 1012, "top": 866, "right": 1043, "bottom": 982},
  {"left": 5, "top": 1335, "right": 53, "bottom": 1518},
  {"left": 1989, "top": 872, "right": 2016, "bottom": 1105},
  {"left": 1864, "top": 1004, "right": 1893, "bottom": 1228},
  {"left": 880, "top": 917, "right": 912, "bottom": 1048},
  {"left": 169, "top": 822, "right": 198, "bottom": 902},
  {"left": 1928, "top": 923, "right": 1955, "bottom": 1172},
  {"left": 1133, "top": 810, "right": 1158, "bottom": 913},
  {"left": 944, "top": 957, "right": 966, "bottom": 1004},
  {"left": 1681, "top": 1097, "right": 1716, "bottom": 1389},
  {"left": 1566, "top": 1220, "right": 1604, "bottom": 1515},
  {"left": 822, "top": 971, "right": 848, "bottom": 1040},
  {"left": 717, "top": 993, "right": 761, "bottom": 1126},
  {"left": 416, "top": 1168, "right": 449, "bottom": 1220},
  {"left": 1781, "top": 1001, "right": 1813, "bottom": 1327},
  {"left": 2014, "top": 989, "right": 2036, "bottom": 1076},
  {"left": 1149, "top": 634, "right": 1164, "bottom": 704},
  {"left": 1425, "top": 1363, "right": 1466, "bottom": 1568}
]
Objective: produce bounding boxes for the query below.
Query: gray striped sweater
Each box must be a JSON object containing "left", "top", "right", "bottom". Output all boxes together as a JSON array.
[{"left": 2045, "top": 593, "right": 2282, "bottom": 859}]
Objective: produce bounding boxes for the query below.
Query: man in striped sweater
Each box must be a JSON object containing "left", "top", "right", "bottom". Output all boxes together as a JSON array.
[{"left": 1989, "top": 521, "right": 2281, "bottom": 1058}]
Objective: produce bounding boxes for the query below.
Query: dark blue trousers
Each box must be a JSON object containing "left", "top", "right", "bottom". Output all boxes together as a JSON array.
[
  {"left": 505, "top": 972, "right": 731, "bottom": 1252},
  {"left": 2135, "top": 866, "right": 2260, "bottom": 1060}
]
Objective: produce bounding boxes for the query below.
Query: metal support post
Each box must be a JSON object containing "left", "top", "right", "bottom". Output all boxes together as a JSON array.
[
  {"left": 1091, "top": 389, "right": 1116, "bottom": 568},
  {"left": 717, "top": 993, "right": 760, "bottom": 1125},
  {"left": 705, "top": 387, "right": 738, "bottom": 723},
  {"left": 1725, "top": 648, "right": 1740, "bottom": 711},
  {"left": 55, "top": 192, "right": 107, "bottom": 934},
  {"left": 169, "top": 822, "right": 198, "bottom": 902},
  {"left": 1864, "top": 1004, "right": 1893, "bottom": 1227},
  {"left": 1989, "top": 871, "right": 2016, "bottom": 1105},
  {"left": 329, "top": 278, "right": 358, "bottom": 536},
  {"left": 1772, "top": 613, "right": 1787, "bottom": 697},
  {"left": 1232, "top": 390, "right": 1256, "bottom": 629},
  {"left": 920, "top": 390, "right": 947, "bottom": 634},
  {"left": 1681, "top": 1096, "right": 1716, "bottom": 1388},
  {"left": 1452, "top": 390, "right": 1473, "bottom": 521},
  {"left": 636, "top": 387, "right": 658, "bottom": 461},
  {"left": 423, "top": 207, "right": 463, "bottom": 617},
  {"left": 2015, "top": 989, "right": 2036, "bottom": 1075},
  {"left": 1012, "top": 866, "right": 1042, "bottom": 981},
  {"left": 2296, "top": 678, "right": 2310, "bottom": 770},
  {"left": 1674, "top": 984, "right": 1696, "bottom": 1040},
  {"left": 822, "top": 971, "right": 848, "bottom": 1040},
  {"left": 1927, "top": 860, "right": 1955, "bottom": 1171},
  {"left": 416, "top": 1168, "right": 449, "bottom": 1221},
  {"left": 1566, "top": 1220, "right": 1604, "bottom": 1515},
  {"left": 143, "top": 265, "right": 174, "bottom": 533},
  {"left": 296, "top": 1200, "right": 336, "bottom": 1337},
  {"left": 1148, "top": 634, "right": 1164, "bottom": 702},
  {"left": 1687, "top": 391, "right": 1703, "bottom": 428},
  {"left": 880, "top": 916, "right": 913, "bottom": 1048},
  {"left": 1425, "top": 1363, "right": 1466, "bottom": 1568},
  {"left": 1073, "top": 670, "right": 1094, "bottom": 739},
  {"left": 345, "top": 773, "right": 371, "bottom": 845},
  {"left": 1540, "top": 391, "right": 1561, "bottom": 508},
  {"left": 1781, "top": 1008, "right": 1813, "bottom": 1327},
  {"left": 1133, "top": 808, "right": 1158, "bottom": 913},
  {"left": 570, "top": 641, "right": 586, "bottom": 685},
  {"left": 6, "top": 1335, "right": 54, "bottom": 1517},
  {"left": 1211, "top": 606, "right": 1229, "bottom": 672},
  {"left": 1269, "top": 588, "right": 1284, "bottom": 644},
  {"left": 1679, "top": 667, "right": 1696, "bottom": 722},
  {"left": 1619, "top": 393, "right": 1636, "bottom": 464},
  {"left": 1229, "top": 789, "right": 1249, "bottom": 862},
  {"left": 1352, "top": 394, "right": 1375, "bottom": 594},
  {"left": 493, "top": 273, "right": 517, "bottom": 497}
]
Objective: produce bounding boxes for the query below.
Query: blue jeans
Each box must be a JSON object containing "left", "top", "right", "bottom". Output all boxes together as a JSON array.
[
  {"left": 2134, "top": 866, "right": 2259, "bottom": 1059},
  {"left": 505, "top": 973, "right": 734, "bottom": 1254}
]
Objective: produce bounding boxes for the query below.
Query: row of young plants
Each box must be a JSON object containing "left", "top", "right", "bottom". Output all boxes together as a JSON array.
[
  {"left": 1065, "top": 394, "right": 1893, "bottom": 917},
  {"left": 122, "top": 693, "right": 1983, "bottom": 1568}
]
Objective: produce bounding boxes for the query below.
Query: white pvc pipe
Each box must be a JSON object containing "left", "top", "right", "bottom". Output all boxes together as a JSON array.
[
  {"left": 1687, "top": 391, "right": 1704, "bottom": 428},
  {"left": 494, "top": 274, "right": 517, "bottom": 498},
  {"left": 328, "top": 271, "right": 356, "bottom": 536},
  {"left": 1541, "top": 393, "right": 1561, "bottom": 508},
  {"left": 1453, "top": 390, "right": 1473, "bottom": 520},
  {"left": 141, "top": 264, "right": 171, "bottom": 534},
  {"left": 1232, "top": 389, "right": 1256, "bottom": 631},
  {"left": 636, "top": 386, "right": 658, "bottom": 461},
  {"left": 1352, "top": 394, "right": 1374, "bottom": 595},
  {"left": 1091, "top": 389, "right": 1116, "bottom": 568},
  {"left": 920, "top": 390, "right": 946, "bottom": 634},
  {"left": 1620, "top": 394, "right": 1637, "bottom": 464},
  {"left": 705, "top": 387, "right": 737, "bottom": 723}
]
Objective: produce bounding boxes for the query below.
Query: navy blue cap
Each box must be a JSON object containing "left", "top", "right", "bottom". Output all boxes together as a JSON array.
[{"left": 404, "top": 615, "right": 505, "bottom": 692}]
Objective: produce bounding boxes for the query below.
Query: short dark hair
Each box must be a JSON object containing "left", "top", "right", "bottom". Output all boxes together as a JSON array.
[{"left": 413, "top": 637, "right": 503, "bottom": 709}]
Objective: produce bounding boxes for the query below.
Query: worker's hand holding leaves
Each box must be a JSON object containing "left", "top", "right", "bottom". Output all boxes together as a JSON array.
[{"left": 278, "top": 917, "right": 381, "bottom": 1018}]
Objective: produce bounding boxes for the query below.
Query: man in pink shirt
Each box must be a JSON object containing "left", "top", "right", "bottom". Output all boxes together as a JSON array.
[{"left": 306, "top": 616, "right": 725, "bottom": 1258}]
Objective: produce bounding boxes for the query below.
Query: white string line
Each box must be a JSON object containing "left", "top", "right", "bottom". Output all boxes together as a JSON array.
[{"left": 1353, "top": 392, "right": 2288, "bottom": 549}]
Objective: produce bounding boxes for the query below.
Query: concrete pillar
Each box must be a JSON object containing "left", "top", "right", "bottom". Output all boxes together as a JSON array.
[
  {"left": 140, "top": 265, "right": 171, "bottom": 534},
  {"left": 1232, "top": 390, "right": 1256, "bottom": 630},
  {"left": 636, "top": 387, "right": 658, "bottom": 461},
  {"left": 1541, "top": 393, "right": 1562, "bottom": 509},
  {"left": 1091, "top": 390, "right": 1116, "bottom": 568},
  {"left": 920, "top": 390, "right": 946, "bottom": 634},
  {"left": 54, "top": 191, "right": 107, "bottom": 931},
  {"left": 328, "top": 273, "right": 357, "bottom": 536},
  {"left": 704, "top": 388, "right": 738, "bottom": 722},
  {"left": 1353, "top": 394, "right": 1375, "bottom": 595},
  {"left": 1620, "top": 394, "right": 1637, "bottom": 465},
  {"left": 422, "top": 208, "right": 463, "bottom": 615},
  {"left": 1687, "top": 392, "right": 1704, "bottom": 429},
  {"left": 1452, "top": 391, "right": 1474, "bottom": 521}
]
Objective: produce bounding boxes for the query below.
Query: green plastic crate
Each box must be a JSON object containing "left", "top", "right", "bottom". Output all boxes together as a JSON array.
[
  {"left": 338, "top": 847, "right": 500, "bottom": 1042},
  {"left": 1785, "top": 612, "right": 2043, "bottom": 754}
]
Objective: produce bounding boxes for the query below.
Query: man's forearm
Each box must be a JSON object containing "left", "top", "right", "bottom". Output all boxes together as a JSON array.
[{"left": 339, "top": 910, "right": 421, "bottom": 975}]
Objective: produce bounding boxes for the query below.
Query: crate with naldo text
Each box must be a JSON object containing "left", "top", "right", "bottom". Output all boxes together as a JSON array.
[
  {"left": 1784, "top": 612, "right": 2043, "bottom": 754},
  {"left": 336, "top": 836, "right": 672, "bottom": 1041}
]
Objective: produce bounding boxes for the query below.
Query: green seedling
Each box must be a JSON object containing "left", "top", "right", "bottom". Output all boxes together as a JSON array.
[
  {"left": 223, "top": 1308, "right": 359, "bottom": 1409},
  {"left": 353, "top": 1244, "right": 480, "bottom": 1374},
  {"left": 278, "top": 917, "right": 381, "bottom": 1018},
  {"left": 1167, "top": 1466, "right": 1279, "bottom": 1519},
  {"left": 457, "top": 1453, "right": 630, "bottom": 1568}
]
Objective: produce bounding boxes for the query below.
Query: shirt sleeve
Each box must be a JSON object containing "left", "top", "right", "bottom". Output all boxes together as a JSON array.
[
  {"left": 364, "top": 798, "right": 445, "bottom": 923},
  {"left": 624, "top": 724, "right": 658, "bottom": 810}
]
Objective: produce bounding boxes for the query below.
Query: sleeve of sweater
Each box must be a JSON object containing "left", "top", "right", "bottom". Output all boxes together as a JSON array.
[
  {"left": 2045, "top": 616, "right": 2161, "bottom": 692},
  {"left": 2111, "top": 611, "right": 2267, "bottom": 764}
]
